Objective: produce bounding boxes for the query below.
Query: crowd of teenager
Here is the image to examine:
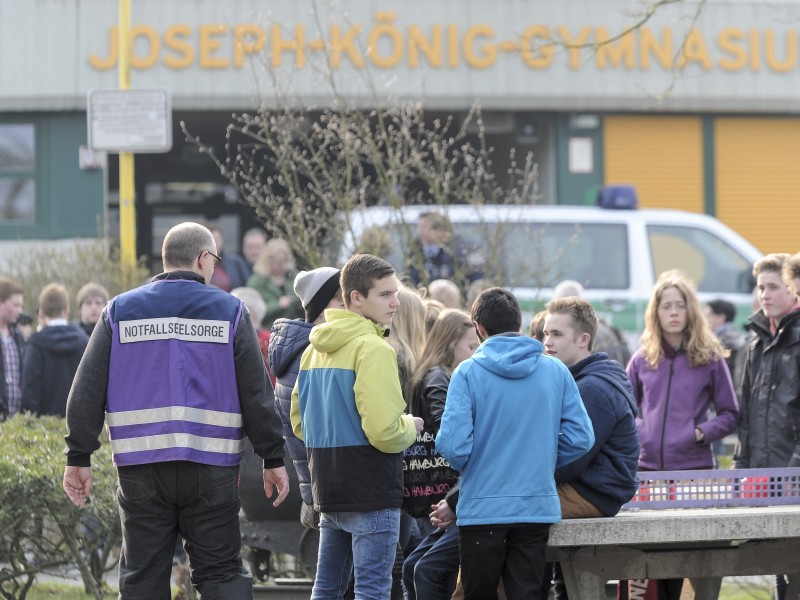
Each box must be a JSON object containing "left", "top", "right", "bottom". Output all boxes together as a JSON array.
[
  {"left": 282, "top": 249, "right": 800, "bottom": 600},
  {"left": 1, "top": 220, "right": 799, "bottom": 600}
]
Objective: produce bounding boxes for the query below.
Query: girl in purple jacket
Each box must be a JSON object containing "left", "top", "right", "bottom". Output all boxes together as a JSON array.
[
  {"left": 626, "top": 270, "right": 740, "bottom": 600},
  {"left": 627, "top": 270, "right": 740, "bottom": 472}
]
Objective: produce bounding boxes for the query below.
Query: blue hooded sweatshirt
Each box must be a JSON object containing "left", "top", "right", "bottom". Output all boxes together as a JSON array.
[{"left": 436, "top": 333, "right": 594, "bottom": 526}]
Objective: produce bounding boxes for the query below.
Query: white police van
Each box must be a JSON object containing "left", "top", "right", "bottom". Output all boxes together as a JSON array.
[{"left": 338, "top": 187, "right": 762, "bottom": 339}]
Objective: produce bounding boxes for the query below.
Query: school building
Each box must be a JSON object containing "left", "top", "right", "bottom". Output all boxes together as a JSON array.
[{"left": 1, "top": 0, "right": 798, "bottom": 266}]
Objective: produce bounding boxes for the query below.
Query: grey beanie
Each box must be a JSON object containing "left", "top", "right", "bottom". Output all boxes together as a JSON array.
[{"left": 294, "top": 267, "right": 341, "bottom": 323}]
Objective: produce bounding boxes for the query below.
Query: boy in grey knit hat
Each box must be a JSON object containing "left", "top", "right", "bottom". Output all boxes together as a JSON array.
[{"left": 269, "top": 267, "right": 344, "bottom": 528}]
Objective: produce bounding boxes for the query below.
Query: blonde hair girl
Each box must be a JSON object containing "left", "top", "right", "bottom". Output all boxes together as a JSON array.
[
  {"left": 639, "top": 269, "right": 727, "bottom": 369},
  {"left": 386, "top": 282, "right": 428, "bottom": 406},
  {"left": 411, "top": 309, "right": 478, "bottom": 431},
  {"left": 246, "top": 238, "right": 303, "bottom": 328}
]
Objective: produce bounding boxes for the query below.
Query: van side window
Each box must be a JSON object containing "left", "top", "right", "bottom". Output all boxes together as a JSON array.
[
  {"left": 494, "top": 222, "right": 629, "bottom": 290},
  {"left": 647, "top": 225, "right": 754, "bottom": 293}
]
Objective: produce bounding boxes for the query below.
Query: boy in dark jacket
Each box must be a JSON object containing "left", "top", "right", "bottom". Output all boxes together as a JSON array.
[
  {"left": 735, "top": 253, "right": 800, "bottom": 600},
  {"left": 22, "top": 283, "right": 89, "bottom": 417},
  {"left": 543, "top": 296, "right": 640, "bottom": 600},
  {"left": 735, "top": 253, "right": 800, "bottom": 471}
]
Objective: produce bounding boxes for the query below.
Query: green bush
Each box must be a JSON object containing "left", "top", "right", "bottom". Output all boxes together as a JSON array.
[
  {"left": 2, "top": 239, "right": 149, "bottom": 322},
  {"left": 0, "top": 414, "right": 120, "bottom": 600}
]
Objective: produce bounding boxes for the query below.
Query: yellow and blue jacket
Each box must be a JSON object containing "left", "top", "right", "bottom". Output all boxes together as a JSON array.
[{"left": 291, "top": 309, "right": 417, "bottom": 512}]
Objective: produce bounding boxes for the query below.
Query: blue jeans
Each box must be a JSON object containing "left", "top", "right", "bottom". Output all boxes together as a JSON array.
[
  {"left": 312, "top": 509, "right": 401, "bottom": 600},
  {"left": 402, "top": 525, "right": 459, "bottom": 600},
  {"left": 116, "top": 462, "right": 251, "bottom": 600},
  {"left": 399, "top": 511, "right": 421, "bottom": 553},
  {"left": 416, "top": 516, "right": 437, "bottom": 539}
]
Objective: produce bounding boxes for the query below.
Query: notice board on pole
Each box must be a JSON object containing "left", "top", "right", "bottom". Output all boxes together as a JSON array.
[{"left": 87, "top": 89, "right": 172, "bottom": 153}]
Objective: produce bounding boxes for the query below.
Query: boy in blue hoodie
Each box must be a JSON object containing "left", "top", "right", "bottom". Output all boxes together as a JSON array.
[{"left": 436, "top": 288, "right": 594, "bottom": 599}]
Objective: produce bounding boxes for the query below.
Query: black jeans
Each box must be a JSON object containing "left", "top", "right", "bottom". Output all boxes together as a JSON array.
[
  {"left": 116, "top": 461, "right": 251, "bottom": 600},
  {"left": 459, "top": 523, "right": 551, "bottom": 600}
]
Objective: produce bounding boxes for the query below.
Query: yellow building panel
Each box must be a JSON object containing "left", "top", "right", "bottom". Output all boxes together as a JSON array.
[
  {"left": 716, "top": 118, "right": 800, "bottom": 255},
  {"left": 604, "top": 116, "right": 704, "bottom": 213}
]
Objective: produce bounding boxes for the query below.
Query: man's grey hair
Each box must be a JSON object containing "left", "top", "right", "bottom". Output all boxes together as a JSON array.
[
  {"left": 162, "top": 222, "right": 214, "bottom": 270},
  {"left": 552, "top": 279, "right": 585, "bottom": 299}
]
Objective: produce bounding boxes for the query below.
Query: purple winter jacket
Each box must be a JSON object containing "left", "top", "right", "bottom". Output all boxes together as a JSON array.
[{"left": 627, "top": 345, "right": 740, "bottom": 470}]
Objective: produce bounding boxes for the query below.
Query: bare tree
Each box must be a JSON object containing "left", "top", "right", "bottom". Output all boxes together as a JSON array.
[
  {"left": 182, "top": 0, "right": 706, "bottom": 285},
  {"left": 183, "top": 99, "right": 539, "bottom": 287}
]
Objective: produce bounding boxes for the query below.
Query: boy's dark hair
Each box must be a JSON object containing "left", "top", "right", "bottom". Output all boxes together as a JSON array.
[
  {"left": 545, "top": 297, "right": 599, "bottom": 351},
  {"left": 471, "top": 287, "right": 521, "bottom": 336},
  {"left": 39, "top": 283, "right": 69, "bottom": 318},
  {"left": 706, "top": 298, "right": 736, "bottom": 323},
  {"left": 341, "top": 253, "right": 395, "bottom": 306},
  {"left": 0, "top": 277, "right": 23, "bottom": 302}
]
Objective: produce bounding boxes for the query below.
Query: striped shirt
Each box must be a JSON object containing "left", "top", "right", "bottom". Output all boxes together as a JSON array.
[{"left": 1, "top": 333, "right": 21, "bottom": 416}]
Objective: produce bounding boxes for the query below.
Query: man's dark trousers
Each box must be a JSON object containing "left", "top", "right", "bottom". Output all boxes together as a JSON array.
[{"left": 116, "top": 461, "right": 252, "bottom": 600}]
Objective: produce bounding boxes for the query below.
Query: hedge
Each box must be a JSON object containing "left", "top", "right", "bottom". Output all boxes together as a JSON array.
[{"left": 0, "top": 414, "right": 120, "bottom": 600}]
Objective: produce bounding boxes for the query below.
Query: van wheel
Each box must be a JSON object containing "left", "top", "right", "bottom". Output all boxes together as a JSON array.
[{"left": 245, "top": 547, "right": 271, "bottom": 582}]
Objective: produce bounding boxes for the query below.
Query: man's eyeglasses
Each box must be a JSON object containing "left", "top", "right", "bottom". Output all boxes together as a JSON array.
[{"left": 201, "top": 250, "right": 222, "bottom": 267}]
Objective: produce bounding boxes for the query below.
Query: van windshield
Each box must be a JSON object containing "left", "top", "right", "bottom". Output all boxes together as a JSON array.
[
  {"left": 380, "top": 221, "right": 630, "bottom": 290},
  {"left": 647, "top": 224, "right": 754, "bottom": 294}
]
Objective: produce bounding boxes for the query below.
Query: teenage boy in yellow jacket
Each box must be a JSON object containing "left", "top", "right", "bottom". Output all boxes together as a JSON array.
[{"left": 292, "top": 254, "right": 424, "bottom": 600}]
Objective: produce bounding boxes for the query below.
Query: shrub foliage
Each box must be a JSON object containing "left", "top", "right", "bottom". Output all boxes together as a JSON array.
[{"left": 0, "top": 414, "right": 120, "bottom": 600}]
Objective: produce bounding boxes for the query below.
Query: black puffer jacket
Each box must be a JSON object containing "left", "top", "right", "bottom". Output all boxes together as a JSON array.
[
  {"left": 734, "top": 308, "right": 800, "bottom": 468},
  {"left": 269, "top": 318, "right": 314, "bottom": 505}
]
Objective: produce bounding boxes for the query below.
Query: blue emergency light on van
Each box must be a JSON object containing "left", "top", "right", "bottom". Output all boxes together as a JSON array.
[{"left": 598, "top": 185, "right": 639, "bottom": 210}]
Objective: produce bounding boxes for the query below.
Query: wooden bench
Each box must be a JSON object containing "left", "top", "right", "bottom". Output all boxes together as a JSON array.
[{"left": 547, "top": 468, "right": 800, "bottom": 599}]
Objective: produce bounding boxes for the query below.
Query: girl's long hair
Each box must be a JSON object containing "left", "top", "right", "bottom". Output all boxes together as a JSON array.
[
  {"left": 387, "top": 283, "right": 428, "bottom": 406},
  {"left": 641, "top": 269, "right": 726, "bottom": 368},
  {"left": 411, "top": 309, "right": 473, "bottom": 397}
]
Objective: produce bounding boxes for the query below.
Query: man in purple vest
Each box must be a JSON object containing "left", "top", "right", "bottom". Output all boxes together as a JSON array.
[{"left": 63, "top": 222, "right": 289, "bottom": 599}]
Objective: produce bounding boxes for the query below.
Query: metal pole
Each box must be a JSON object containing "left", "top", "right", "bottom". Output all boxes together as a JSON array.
[{"left": 118, "top": 0, "right": 136, "bottom": 271}]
